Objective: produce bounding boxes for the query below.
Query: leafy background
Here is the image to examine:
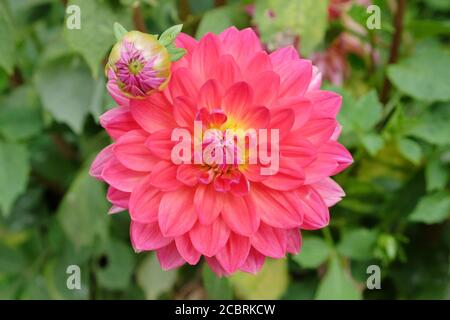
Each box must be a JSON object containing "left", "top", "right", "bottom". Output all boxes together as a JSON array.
[{"left": 0, "top": 0, "right": 449, "bottom": 300}]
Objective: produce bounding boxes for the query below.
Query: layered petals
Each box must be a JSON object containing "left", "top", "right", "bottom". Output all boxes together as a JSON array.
[{"left": 91, "top": 26, "right": 352, "bottom": 276}]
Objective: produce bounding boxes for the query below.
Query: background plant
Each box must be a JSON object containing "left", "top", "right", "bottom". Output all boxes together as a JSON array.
[{"left": 0, "top": 0, "right": 449, "bottom": 300}]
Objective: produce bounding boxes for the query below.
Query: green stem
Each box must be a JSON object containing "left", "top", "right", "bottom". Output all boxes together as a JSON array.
[{"left": 322, "top": 227, "right": 335, "bottom": 248}]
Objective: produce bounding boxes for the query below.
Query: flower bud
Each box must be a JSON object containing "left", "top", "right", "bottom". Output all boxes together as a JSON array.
[{"left": 106, "top": 31, "right": 171, "bottom": 98}]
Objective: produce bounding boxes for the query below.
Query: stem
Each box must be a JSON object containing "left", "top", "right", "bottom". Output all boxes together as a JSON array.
[
  {"left": 380, "top": 0, "right": 406, "bottom": 104},
  {"left": 322, "top": 227, "right": 335, "bottom": 248},
  {"left": 214, "top": 0, "right": 226, "bottom": 7},
  {"left": 132, "top": 3, "right": 147, "bottom": 32},
  {"left": 179, "top": 0, "right": 191, "bottom": 22},
  {"left": 51, "top": 134, "right": 77, "bottom": 160}
]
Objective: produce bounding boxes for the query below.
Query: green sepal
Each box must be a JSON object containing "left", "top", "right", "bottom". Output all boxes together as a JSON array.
[
  {"left": 113, "top": 22, "right": 128, "bottom": 41},
  {"left": 166, "top": 43, "right": 187, "bottom": 62},
  {"left": 158, "top": 24, "right": 183, "bottom": 47}
]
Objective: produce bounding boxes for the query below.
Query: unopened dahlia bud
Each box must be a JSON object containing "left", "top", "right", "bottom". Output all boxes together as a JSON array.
[{"left": 106, "top": 24, "right": 185, "bottom": 99}]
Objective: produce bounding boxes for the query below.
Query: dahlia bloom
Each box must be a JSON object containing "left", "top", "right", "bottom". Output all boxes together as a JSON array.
[
  {"left": 106, "top": 31, "right": 171, "bottom": 98},
  {"left": 90, "top": 27, "right": 352, "bottom": 276}
]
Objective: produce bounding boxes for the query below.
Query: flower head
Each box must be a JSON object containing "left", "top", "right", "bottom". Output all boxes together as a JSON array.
[
  {"left": 91, "top": 27, "right": 353, "bottom": 276},
  {"left": 107, "top": 31, "right": 171, "bottom": 98}
]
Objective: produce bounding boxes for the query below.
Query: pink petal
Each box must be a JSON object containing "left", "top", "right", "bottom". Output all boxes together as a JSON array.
[
  {"left": 194, "top": 184, "right": 224, "bottom": 225},
  {"left": 275, "top": 59, "right": 312, "bottom": 97},
  {"left": 286, "top": 228, "right": 302, "bottom": 254},
  {"left": 130, "top": 221, "right": 172, "bottom": 252},
  {"left": 149, "top": 161, "right": 183, "bottom": 191},
  {"left": 319, "top": 141, "right": 353, "bottom": 175},
  {"left": 261, "top": 158, "right": 305, "bottom": 191},
  {"left": 156, "top": 242, "right": 186, "bottom": 270},
  {"left": 169, "top": 67, "right": 200, "bottom": 100},
  {"left": 222, "top": 193, "right": 259, "bottom": 236},
  {"left": 244, "top": 51, "right": 272, "bottom": 76},
  {"left": 175, "top": 33, "right": 197, "bottom": 59},
  {"left": 307, "top": 90, "right": 342, "bottom": 119},
  {"left": 108, "top": 205, "right": 126, "bottom": 214},
  {"left": 129, "top": 175, "right": 162, "bottom": 223},
  {"left": 230, "top": 173, "right": 250, "bottom": 196},
  {"left": 192, "top": 33, "right": 221, "bottom": 81},
  {"left": 311, "top": 177, "right": 345, "bottom": 207},
  {"left": 113, "top": 130, "right": 158, "bottom": 172},
  {"left": 189, "top": 218, "right": 230, "bottom": 257},
  {"left": 294, "top": 118, "right": 337, "bottom": 145},
  {"left": 273, "top": 96, "right": 312, "bottom": 130},
  {"left": 239, "top": 248, "right": 265, "bottom": 274},
  {"left": 106, "top": 80, "right": 130, "bottom": 107},
  {"left": 205, "top": 256, "right": 230, "bottom": 277},
  {"left": 303, "top": 156, "right": 339, "bottom": 185},
  {"left": 145, "top": 129, "right": 177, "bottom": 160},
  {"left": 222, "top": 82, "right": 254, "bottom": 120},
  {"left": 247, "top": 71, "right": 280, "bottom": 107},
  {"left": 177, "top": 164, "right": 202, "bottom": 186},
  {"left": 269, "top": 108, "right": 295, "bottom": 140},
  {"left": 280, "top": 135, "right": 317, "bottom": 166},
  {"left": 107, "top": 186, "right": 130, "bottom": 209},
  {"left": 100, "top": 107, "right": 140, "bottom": 140},
  {"left": 89, "top": 145, "right": 113, "bottom": 179},
  {"left": 270, "top": 46, "right": 299, "bottom": 65},
  {"left": 307, "top": 65, "right": 322, "bottom": 92},
  {"left": 102, "top": 158, "right": 147, "bottom": 192},
  {"left": 216, "top": 232, "right": 251, "bottom": 274},
  {"left": 241, "top": 106, "right": 270, "bottom": 129},
  {"left": 220, "top": 27, "right": 262, "bottom": 70},
  {"left": 198, "top": 79, "right": 223, "bottom": 111},
  {"left": 251, "top": 184, "right": 303, "bottom": 228},
  {"left": 175, "top": 233, "right": 201, "bottom": 265},
  {"left": 158, "top": 188, "right": 197, "bottom": 237},
  {"left": 130, "top": 93, "right": 176, "bottom": 134},
  {"left": 251, "top": 223, "right": 287, "bottom": 258},
  {"left": 209, "top": 54, "right": 241, "bottom": 91},
  {"left": 173, "top": 96, "right": 197, "bottom": 128},
  {"left": 297, "top": 186, "right": 330, "bottom": 230}
]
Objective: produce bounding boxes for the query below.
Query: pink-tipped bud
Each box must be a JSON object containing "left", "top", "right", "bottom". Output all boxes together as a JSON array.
[{"left": 106, "top": 31, "right": 171, "bottom": 98}]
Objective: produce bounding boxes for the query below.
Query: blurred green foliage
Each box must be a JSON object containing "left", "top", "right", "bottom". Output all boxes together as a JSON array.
[{"left": 0, "top": 0, "right": 449, "bottom": 300}]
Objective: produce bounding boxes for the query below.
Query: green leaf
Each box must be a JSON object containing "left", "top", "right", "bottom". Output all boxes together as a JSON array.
[
  {"left": 113, "top": 22, "right": 128, "bottom": 41},
  {"left": 0, "top": 86, "right": 43, "bottom": 141},
  {"left": 159, "top": 24, "right": 183, "bottom": 46},
  {"left": 0, "top": 142, "right": 29, "bottom": 216},
  {"left": 360, "top": 133, "right": 384, "bottom": 156},
  {"left": 196, "top": 5, "right": 248, "bottom": 38},
  {"left": 387, "top": 47, "right": 450, "bottom": 102},
  {"left": 57, "top": 164, "right": 109, "bottom": 248},
  {"left": 0, "top": 243, "right": 26, "bottom": 274},
  {"left": 0, "top": 0, "right": 15, "bottom": 74},
  {"left": 35, "top": 58, "right": 95, "bottom": 133},
  {"left": 315, "top": 253, "right": 362, "bottom": 300},
  {"left": 407, "top": 103, "right": 450, "bottom": 146},
  {"left": 425, "top": 157, "right": 449, "bottom": 192},
  {"left": 96, "top": 240, "right": 135, "bottom": 290},
  {"left": 44, "top": 258, "right": 90, "bottom": 299},
  {"left": 202, "top": 264, "right": 233, "bottom": 300},
  {"left": 337, "top": 228, "right": 378, "bottom": 261},
  {"left": 338, "top": 90, "right": 383, "bottom": 132},
  {"left": 254, "top": 0, "right": 329, "bottom": 55},
  {"left": 409, "top": 192, "right": 450, "bottom": 224},
  {"left": 292, "top": 236, "right": 330, "bottom": 268},
  {"left": 64, "top": 0, "right": 130, "bottom": 77},
  {"left": 397, "top": 138, "right": 422, "bottom": 165},
  {"left": 229, "top": 258, "right": 289, "bottom": 299},
  {"left": 136, "top": 253, "right": 177, "bottom": 299}
]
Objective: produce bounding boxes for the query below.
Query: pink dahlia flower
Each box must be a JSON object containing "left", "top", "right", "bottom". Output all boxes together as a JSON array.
[{"left": 90, "top": 27, "right": 352, "bottom": 276}]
